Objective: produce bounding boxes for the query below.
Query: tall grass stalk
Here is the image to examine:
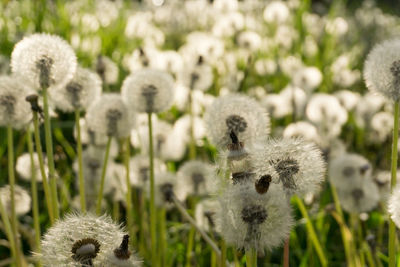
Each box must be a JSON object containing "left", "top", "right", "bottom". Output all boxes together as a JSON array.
[
  {"left": 95, "top": 136, "right": 112, "bottom": 215},
  {"left": 124, "top": 137, "right": 134, "bottom": 244},
  {"left": 389, "top": 101, "right": 399, "bottom": 267},
  {"left": 42, "top": 87, "right": 59, "bottom": 219},
  {"left": 26, "top": 129, "right": 41, "bottom": 260},
  {"left": 32, "top": 112, "right": 54, "bottom": 224},
  {"left": 148, "top": 112, "right": 158, "bottom": 267},
  {"left": 294, "top": 196, "right": 327, "bottom": 267},
  {"left": 75, "top": 109, "right": 86, "bottom": 213}
]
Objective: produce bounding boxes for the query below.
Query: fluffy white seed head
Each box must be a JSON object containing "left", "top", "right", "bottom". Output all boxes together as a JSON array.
[
  {"left": 95, "top": 55, "right": 119, "bottom": 85},
  {"left": 121, "top": 69, "right": 174, "bottom": 113},
  {"left": 16, "top": 152, "right": 48, "bottom": 182},
  {"left": 11, "top": 33, "right": 77, "bottom": 90},
  {"left": 0, "top": 76, "right": 33, "bottom": 129},
  {"left": 49, "top": 67, "right": 102, "bottom": 112},
  {"left": 283, "top": 121, "right": 321, "bottom": 145},
  {"left": 0, "top": 185, "right": 31, "bottom": 216},
  {"left": 204, "top": 94, "right": 270, "bottom": 149},
  {"left": 176, "top": 160, "right": 216, "bottom": 199},
  {"left": 40, "top": 213, "right": 140, "bottom": 266},
  {"left": 130, "top": 154, "right": 167, "bottom": 188},
  {"left": 151, "top": 172, "right": 180, "bottom": 208},
  {"left": 195, "top": 198, "right": 220, "bottom": 232},
  {"left": 179, "top": 56, "right": 213, "bottom": 91},
  {"left": 250, "top": 138, "right": 326, "bottom": 198},
  {"left": 389, "top": 184, "right": 400, "bottom": 228},
  {"left": 364, "top": 39, "right": 400, "bottom": 101},
  {"left": 85, "top": 93, "right": 134, "bottom": 138},
  {"left": 338, "top": 179, "right": 379, "bottom": 214},
  {"left": 328, "top": 153, "right": 372, "bottom": 189},
  {"left": 217, "top": 182, "right": 293, "bottom": 252}
]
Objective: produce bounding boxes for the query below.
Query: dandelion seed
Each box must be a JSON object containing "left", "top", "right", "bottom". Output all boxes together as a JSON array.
[
  {"left": 204, "top": 94, "right": 270, "bottom": 149},
  {"left": 364, "top": 39, "right": 400, "bottom": 101},
  {"left": 121, "top": 69, "right": 174, "bottom": 113},
  {"left": 85, "top": 93, "right": 133, "bottom": 138},
  {"left": 49, "top": 67, "right": 102, "bottom": 112},
  {"left": 251, "top": 138, "right": 326, "bottom": 197},
  {"left": 0, "top": 185, "right": 31, "bottom": 216},
  {"left": 11, "top": 33, "right": 77, "bottom": 90},
  {"left": 0, "top": 76, "right": 33, "bottom": 128}
]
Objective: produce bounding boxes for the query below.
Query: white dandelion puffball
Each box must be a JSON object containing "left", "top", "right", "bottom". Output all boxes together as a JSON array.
[
  {"left": 0, "top": 185, "right": 31, "bottom": 216},
  {"left": 49, "top": 67, "right": 102, "bottom": 112},
  {"left": 263, "top": 1, "right": 290, "bottom": 24},
  {"left": 283, "top": 121, "right": 320, "bottom": 144},
  {"left": 16, "top": 152, "right": 48, "bottom": 182},
  {"left": 389, "top": 184, "right": 400, "bottom": 228},
  {"left": 86, "top": 93, "right": 134, "bottom": 138},
  {"left": 11, "top": 33, "right": 77, "bottom": 90},
  {"left": 0, "top": 76, "right": 33, "bottom": 129},
  {"left": 152, "top": 172, "right": 180, "bottom": 208},
  {"left": 334, "top": 90, "right": 361, "bottom": 111},
  {"left": 95, "top": 55, "right": 119, "bottom": 85},
  {"left": 338, "top": 179, "right": 379, "bottom": 214},
  {"left": 250, "top": 138, "right": 326, "bottom": 197},
  {"left": 204, "top": 94, "right": 270, "bottom": 149},
  {"left": 129, "top": 154, "right": 167, "bottom": 189},
  {"left": 217, "top": 183, "right": 293, "bottom": 252},
  {"left": 328, "top": 153, "right": 372, "bottom": 190},
  {"left": 179, "top": 58, "right": 213, "bottom": 91},
  {"left": 121, "top": 69, "right": 175, "bottom": 113},
  {"left": 292, "top": 66, "right": 322, "bottom": 93},
  {"left": 40, "top": 213, "right": 140, "bottom": 266},
  {"left": 364, "top": 39, "right": 400, "bottom": 101},
  {"left": 176, "top": 160, "right": 216, "bottom": 199},
  {"left": 195, "top": 198, "right": 220, "bottom": 232}
]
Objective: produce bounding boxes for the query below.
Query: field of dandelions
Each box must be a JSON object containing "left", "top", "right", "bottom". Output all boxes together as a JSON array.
[{"left": 2, "top": 0, "right": 400, "bottom": 266}]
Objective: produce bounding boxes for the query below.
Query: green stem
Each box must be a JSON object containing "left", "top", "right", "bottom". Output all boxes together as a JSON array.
[
  {"left": 220, "top": 239, "right": 227, "bottom": 267},
  {"left": 32, "top": 112, "right": 54, "bottom": 224},
  {"left": 26, "top": 128, "right": 41, "bottom": 261},
  {"left": 245, "top": 248, "right": 257, "bottom": 267},
  {"left": 172, "top": 196, "right": 221, "bottom": 258},
  {"left": 124, "top": 137, "right": 134, "bottom": 244},
  {"left": 148, "top": 112, "right": 157, "bottom": 267},
  {"left": 188, "top": 91, "right": 196, "bottom": 160},
  {"left": 294, "top": 196, "right": 327, "bottom": 267},
  {"left": 0, "top": 197, "right": 17, "bottom": 266},
  {"left": 6, "top": 126, "right": 21, "bottom": 267},
  {"left": 75, "top": 109, "right": 86, "bottom": 213},
  {"left": 42, "top": 87, "right": 59, "bottom": 219},
  {"left": 389, "top": 101, "right": 399, "bottom": 267},
  {"left": 159, "top": 207, "right": 167, "bottom": 267},
  {"left": 185, "top": 227, "right": 196, "bottom": 267},
  {"left": 95, "top": 137, "right": 112, "bottom": 215}
]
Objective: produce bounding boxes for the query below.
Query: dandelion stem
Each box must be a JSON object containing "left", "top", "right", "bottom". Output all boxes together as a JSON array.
[
  {"left": 294, "top": 196, "right": 327, "bottom": 267},
  {"left": 220, "top": 239, "right": 227, "bottom": 267},
  {"left": 124, "top": 136, "right": 134, "bottom": 244},
  {"left": 6, "top": 126, "right": 21, "bottom": 267},
  {"left": 0, "top": 197, "right": 17, "bottom": 266},
  {"left": 42, "top": 87, "right": 59, "bottom": 219},
  {"left": 185, "top": 227, "right": 196, "bottom": 267},
  {"left": 95, "top": 136, "right": 112, "bottom": 215},
  {"left": 389, "top": 100, "right": 399, "bottom": 267},
  {"left": 283, "top": 238, "right": 289, "bottom": 267},
  {"left": 148, "top": 112, "right": 158, "bottom": 267},
  {"left": 26, "top": 128, "right": 41, "bottom": 260},
  {"left": 245, "top": 248, "right": 257, "bottom": 267},
  {"left": 172, "top": 195, "right": 222, "bottom": 258},
  {"left": 75, "top": 109, "right": 86, "bottom": 213},
  {"left": 159, "top": 207, "right": 167, "bottom": 267},
  {"left": 32, "top": 112, "right": 54, "bottom": 224},
  {"left": 188, "top": 91, "right": 196, "bottom": 160}
]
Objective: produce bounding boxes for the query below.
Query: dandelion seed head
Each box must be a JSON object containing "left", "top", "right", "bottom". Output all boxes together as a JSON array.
[
  {"left": 122, "top": 69, "right": 174, "bottom": 113},
  {"left": 338, "top": 179, "right": 379, "bottom": 214},
  {"left": 176, "top": 160, "right": 216, "bottom": 199},
  {"left": 39, "top": 213, "right": 136, "bottom": 266},
  {"left": 217, "top": 183, "right": 293, "bottom": 252},
  {"left": 11, "top": 33, "right": 77, "bottom": 90},
  {"left": 16, "top": 152, "right": 48, "bottom": 182},
  {"left": 151, "top": 172, "right": 179, "bottom": 207},
  {"left": 328, "top": 153, "right": 372, "bottom": 189},
  {"left": 49, "top": 67, "right": 102, "bottom": 112},
  {"left": 0, "top": 185, "right": 31, "bottom": 216},
  {"left": 85, "top": 93, "right": 133, "bottom": 138},
  {"left": 0, "top": 76, "right": 33, "bottom": 128},
  {"left": 95, "top": 55, "right": 119, "bottom": 85},
  {"left": 283, "top": 121, "right": 320, "bottom": 144},
  {"left": 251, "top": 138, "right": 326, "bottom": 197},
  {"left": 195, "top": 198, "right": 220, "bottom": 232},
  {"left": 364, "top": 39, "right": 400, "bottom": 101},
  {"left": 204, "top": 94, "right": 270, "bottom": 149},
  {"left": 179, "top": 56, "right": 213, "bottom": 91},
  {"left": 130, "top": 154, "right": 166, "bottom": 188}
]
